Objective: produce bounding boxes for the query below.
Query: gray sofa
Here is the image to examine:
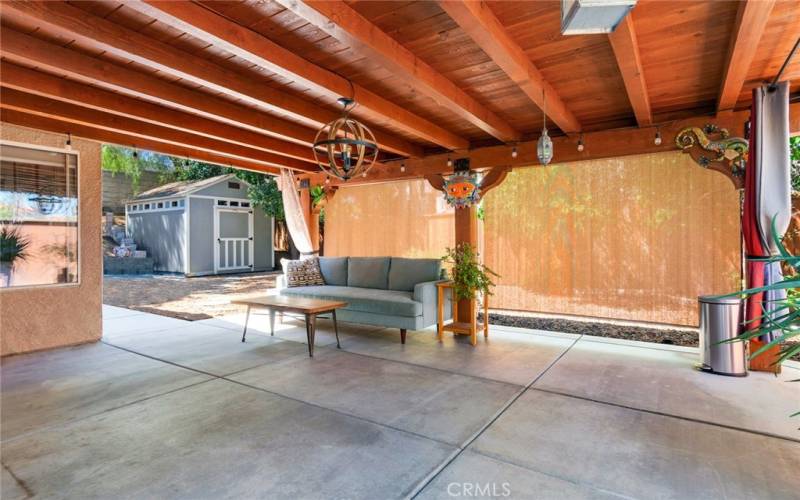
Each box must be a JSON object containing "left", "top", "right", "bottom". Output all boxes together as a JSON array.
[{"left": 277, "top": 256, "right": 450, "bottom": 343}]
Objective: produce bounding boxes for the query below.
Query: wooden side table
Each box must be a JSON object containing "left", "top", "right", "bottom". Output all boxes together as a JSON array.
[{"left": 436, "top": 281, "right": 488, "bottom": 346}]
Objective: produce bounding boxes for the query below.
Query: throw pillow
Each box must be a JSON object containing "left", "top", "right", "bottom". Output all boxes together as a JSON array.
[{"left": 283, "top": 258, "right": 325, "bottom": 287}]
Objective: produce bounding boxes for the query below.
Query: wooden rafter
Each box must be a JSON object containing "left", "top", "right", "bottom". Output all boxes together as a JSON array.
[
  {"left": 0, "top": 1, "right": 422, "bottom": 158},
  {"left": 1, "top": 109, "right": 280, "bottom": 176},
  {"left": 608, "top": 16, "right": 652, "bottom": 127},
  {"left": 0, "top": 28, "right": 320, "bottom": 146},
  {"left": 0, "top": 89, "right": 315, "bottom": 172},
  {"left": 718, "top": 0, "right": 777, "bottom": 112},
  {"left": 0, "top": 62, "right": 318, "bottom": 165},
  {"left": 123, "top": 0, "right": 468, "bottom": 151},
  {"left": 276, "top": 0, "right": 520, "bottom": 143},
  {"left": 438, "top": 0, "right": 581, "bottom": 134}
]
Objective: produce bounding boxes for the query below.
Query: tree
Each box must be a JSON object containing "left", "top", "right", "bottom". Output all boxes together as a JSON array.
[{"left": 101, "top": 145, "right": 170, "bottom": 193}]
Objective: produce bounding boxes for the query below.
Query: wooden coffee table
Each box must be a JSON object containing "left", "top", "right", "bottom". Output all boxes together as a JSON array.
[{"left": 231, "top": 295, "right": 348, "bottom": 357}]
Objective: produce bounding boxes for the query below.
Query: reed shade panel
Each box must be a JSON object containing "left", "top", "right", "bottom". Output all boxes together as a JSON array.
[
  {"left": 482, "top": 151, "right": 740, "bottom": 326},
  {"left": 325, "top": 178, "right": 454, "bottom": 258}
]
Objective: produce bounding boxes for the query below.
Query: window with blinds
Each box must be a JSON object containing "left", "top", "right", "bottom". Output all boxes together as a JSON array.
[{"left": 0, "top": 142, "right": 79, "bottom": 288}]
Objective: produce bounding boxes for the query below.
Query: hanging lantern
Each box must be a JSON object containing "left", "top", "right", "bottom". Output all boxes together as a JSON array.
[
  {"left": 313, "top": 97, "right": 379, "bottom": 181},
  {"left": 537, "top": 91, "right": 553, "bottom": 165}
]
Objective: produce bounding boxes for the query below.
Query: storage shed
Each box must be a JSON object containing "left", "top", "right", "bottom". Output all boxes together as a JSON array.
[{"left": 125, "top": 174, "right": 274, "bottom": 275}]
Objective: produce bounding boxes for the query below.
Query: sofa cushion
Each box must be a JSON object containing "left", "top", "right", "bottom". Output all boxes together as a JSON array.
[
  {"left": 318, "top": 257, "right": 348, "bottom": 285},
  {"left": 282, "top": 258, "right": 324, "bottom": 287},
  {"left": 281, "top": 285, "right": 422, "bottom": 317},
  {"left": 347, "top": 257, "right": 390, "bottom": 289},
  {"left": 388, "top": 258, "right": 441, "bottom": 292}
]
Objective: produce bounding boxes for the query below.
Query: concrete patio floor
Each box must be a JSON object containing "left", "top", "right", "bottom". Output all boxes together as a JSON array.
[{"left": 2, "top": 306, "right": 798, "bottom": 499}]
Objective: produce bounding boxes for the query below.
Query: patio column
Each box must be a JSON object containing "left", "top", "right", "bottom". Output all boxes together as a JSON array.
[
  {"left": 429, "top": 164, "right": 511, "bottom": 326},
  {"left": 454, "top": 205, "right": 479, "bottom": 323}
]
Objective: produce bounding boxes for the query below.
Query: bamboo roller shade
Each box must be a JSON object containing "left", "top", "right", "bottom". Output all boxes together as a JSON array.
[{"left": 326, "top": 151, "right": 740, "bottom": 326}]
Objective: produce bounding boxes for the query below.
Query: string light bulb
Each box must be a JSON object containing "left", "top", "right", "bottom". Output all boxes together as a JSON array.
[
  {"left": 654, "top": 127, "right": 662, "bottom": 146},
  {"left": 577, "top": 133, "right": 584, "bottom": 152},
  {"left": 65, "top": 133, "right": 72, "bottom": 150},
  {"left": 400, "top": 163, "right": 406, "bottom": 173},
  {"left": 511, "top": 146, "right": 518, "bottom": 159},
  {"left": 325, "top": 176, "right": 331, "bottom": 184},
  {"left": 447, "top": 156, "right": 453, "bottom": 168}
]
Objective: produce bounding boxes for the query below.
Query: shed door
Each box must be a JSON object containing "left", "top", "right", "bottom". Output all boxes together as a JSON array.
[{"left": 214, "top": 208, "right": 253, "bottom": 272}]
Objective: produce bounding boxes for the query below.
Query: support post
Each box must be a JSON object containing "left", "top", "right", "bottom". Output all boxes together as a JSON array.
[{"left": 454, "top": 205, "right": 479, "bottom": 325}]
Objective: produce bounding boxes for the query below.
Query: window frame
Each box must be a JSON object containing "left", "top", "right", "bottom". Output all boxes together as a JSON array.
[{"left": 0, "top": 139, "right": 81, "bottom": 291}]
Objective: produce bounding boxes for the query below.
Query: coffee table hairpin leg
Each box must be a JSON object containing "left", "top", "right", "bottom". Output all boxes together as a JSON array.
[{"left": 241, "top": 305, "right": 251, "bottom": 343}]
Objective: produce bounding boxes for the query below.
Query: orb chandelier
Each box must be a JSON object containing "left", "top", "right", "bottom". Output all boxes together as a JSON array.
[{"left": 313, "top": 97, "right": 379, "bottom": 181}]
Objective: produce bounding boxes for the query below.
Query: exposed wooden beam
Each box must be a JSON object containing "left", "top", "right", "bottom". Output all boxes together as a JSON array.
[
  {"left": 718, "top": 0, "right": 777, "bottom": 112},
  {"left": 0, "top": 62, "right": 318, "bottom": 165},
  {"left": 0, "top": 88, "right": 316, "bottom": 172},
  {"left": 608, "top": 16, "right": 652, "bottom": 127},
  {"left": 125, "top": 0, "right": 468, "bottom": 151},
  {"left": 0, "top": 27, "right": 318, "bottom": 147},
  {"left": 0, "top": 1, "right": 422, "bottom": 158},
  {"left": 438, "top": 0, "right": 581, "bottom": 134},
  {"left": 276, "top": 0, "right": 520, "bottom": 143},
  {"left": 309, "top": 103, "right": 800, "bottom": 186},
  {"left": 1, "top": 109, "right": 280, "bottom": 176}
]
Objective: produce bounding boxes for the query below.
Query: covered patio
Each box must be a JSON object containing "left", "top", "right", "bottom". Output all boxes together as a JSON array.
[
  {"left": 2, "top": 306, "right": 798, "bottom": 498},
  {"left": 1, "top": 0, "right": 800, "bottom": 498}
]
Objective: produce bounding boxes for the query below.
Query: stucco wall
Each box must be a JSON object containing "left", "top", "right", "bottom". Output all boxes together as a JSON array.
[{"left": 1, "top": 123, "right": 102, "bottom": 356}]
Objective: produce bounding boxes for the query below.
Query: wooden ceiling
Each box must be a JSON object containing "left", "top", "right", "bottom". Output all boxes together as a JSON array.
[{"left": 0, "top": 0, "right": 797, "bottom": 176}]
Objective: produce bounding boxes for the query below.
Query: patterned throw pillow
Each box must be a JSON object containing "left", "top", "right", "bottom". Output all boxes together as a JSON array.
[{"left": 283, "top": 258, "right": 325, "bottom": 287}]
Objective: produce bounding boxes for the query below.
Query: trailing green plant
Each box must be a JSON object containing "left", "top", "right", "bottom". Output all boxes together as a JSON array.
[
  {"left": 441, "top": 243, "right": 498, "bottom": 301},
  {"left": 0, "top": 225, "right": 31, "bottom": 265},
  {"left": 310, "top": 184, "right": 327, "bottom": 224}
]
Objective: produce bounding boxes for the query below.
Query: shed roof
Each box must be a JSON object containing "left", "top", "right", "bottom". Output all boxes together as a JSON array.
[{"left": 132, "top": 174, "right": 245, "bottom": 201}]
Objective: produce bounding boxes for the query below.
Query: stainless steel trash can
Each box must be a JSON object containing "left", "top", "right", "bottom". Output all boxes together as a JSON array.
[{"left": 698, "top": 295, "right": 747, "bottom": 377}]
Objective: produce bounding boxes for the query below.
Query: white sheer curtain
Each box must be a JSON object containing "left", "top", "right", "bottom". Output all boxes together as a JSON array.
[{"left": 278, "top": 169, "right": 315, "bottom": 256}]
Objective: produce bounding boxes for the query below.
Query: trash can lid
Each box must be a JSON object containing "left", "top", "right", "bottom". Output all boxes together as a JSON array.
[{"left": 698, "top": 295, "right": 741, "bottom": 305}]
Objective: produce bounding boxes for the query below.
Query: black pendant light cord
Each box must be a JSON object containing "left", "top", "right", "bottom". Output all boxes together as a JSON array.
[{"left": 768, "top": 37, "right": 799, "bottom": 92}]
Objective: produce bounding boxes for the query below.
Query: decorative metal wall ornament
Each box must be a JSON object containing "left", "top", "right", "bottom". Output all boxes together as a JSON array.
[
  {"left": 442, "top": 170, "right": 482, "bottom": 208},
  {"left": 537, "top": 90, "right": 553, "bottom": 165},
  {"left": 312, "top": 97, "right": 379, "bottom": 181},
  {"left": 675, "top": 124, "right": 748, "bottom": 189}
]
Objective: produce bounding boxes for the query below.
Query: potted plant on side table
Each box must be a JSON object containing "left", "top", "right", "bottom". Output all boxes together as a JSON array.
[{"left": 441, "top": 242, "right": 498, "bottom": 345}]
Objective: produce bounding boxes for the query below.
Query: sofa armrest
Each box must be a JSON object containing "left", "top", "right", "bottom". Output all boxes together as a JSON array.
[
  {"left": 413, "top": 280, "right": 451, "bottom": 325},
  {"left": 275, "top": 274, "right": 287, "bottom": 290}
]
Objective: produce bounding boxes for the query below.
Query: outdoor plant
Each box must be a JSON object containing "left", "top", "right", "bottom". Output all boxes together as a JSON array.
[
  {"left": 0, "top": 225, "right": 31, "bottom": 286},
  {"left": 725, "top": 217, "right": 799, "bottom": 420},
  {"left": 442, "top": 243, "right": 498, "bottom": 301}
]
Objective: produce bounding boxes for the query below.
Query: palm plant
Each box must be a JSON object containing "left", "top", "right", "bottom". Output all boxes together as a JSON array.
[
  {"left": 732, "top": 218, "right": 800, "bottom": 365},
  {"left": 0, "top": 225, "right": 31, "bottom": 286},
  {"left": 725, "top": 217, "right": 799, "bottom": 419}
]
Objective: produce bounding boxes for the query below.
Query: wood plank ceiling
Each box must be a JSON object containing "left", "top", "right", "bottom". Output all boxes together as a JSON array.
[{"left": 0, "top": 0, "right": 797, "bottom": 176}]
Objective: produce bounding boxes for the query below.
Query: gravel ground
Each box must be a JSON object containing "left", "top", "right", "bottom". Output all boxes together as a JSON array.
[
  {"left": 480, "top": 312, "right": 699, "bottom": 346},
  {"left": 103, "top": 272, "right": 278, "bottom": 320}
]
